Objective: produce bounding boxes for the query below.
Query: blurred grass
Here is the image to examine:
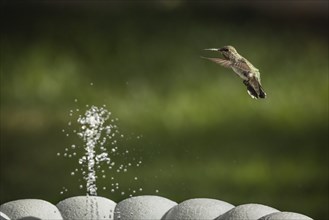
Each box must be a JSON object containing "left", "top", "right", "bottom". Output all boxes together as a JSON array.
[{"left": 1, "top": 2, "right": 328, "bottom": 219}]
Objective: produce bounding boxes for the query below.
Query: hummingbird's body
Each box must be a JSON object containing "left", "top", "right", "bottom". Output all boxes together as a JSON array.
[{"left": 203, "top": 46, "right": 266, "bottom": 99}]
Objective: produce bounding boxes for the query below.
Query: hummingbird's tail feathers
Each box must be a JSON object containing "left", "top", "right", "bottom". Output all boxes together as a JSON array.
[
  {"left": 246, "top": 85, "right": 259, "bottom": 99},
  {"left": 258, "top": 85, "right": 267, "bottom": 99},
  {"left": 244, "top": 81, "right": 266, "bottom": 99},
  {"left": 201, "top": 57, "right": 232, "bottom": 68}
]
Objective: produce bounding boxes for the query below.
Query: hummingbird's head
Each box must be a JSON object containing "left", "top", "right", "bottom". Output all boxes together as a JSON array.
[
  {"left": 204, "top": 45, "right": 237, "bottom": 60},
  {"left": 219, "top": 45, "right": 237, "bottom": 53},
  {"left": 219, "top": 46, "right": 238, "bottom": 60}
]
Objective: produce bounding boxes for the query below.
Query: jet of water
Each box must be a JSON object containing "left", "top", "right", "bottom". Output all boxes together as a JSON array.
[{"left": 77, "top": 106, "right": 113, "bottom": 196}]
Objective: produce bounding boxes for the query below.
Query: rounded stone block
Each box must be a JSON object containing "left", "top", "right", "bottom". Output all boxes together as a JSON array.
[
  {"left": 163, "top": 198, "right": 234, "bottom": 220},
  {"left": 56, "top": 196, "right": 116, "bottom": 220},
  {"left": 0, "top": 212, "right": 10, "bottom": 220},
  {"left": 114, "top": 195, "right": 177, "bottom": 220},
  {"left": 216, "top": 203, "right": 279, "bottom": 220},
  {"left": 0, "top": 199, "right": 62, "bottom": 220},
  {"left": 259, "top": 211, "right": 313, "bottom": 220}
]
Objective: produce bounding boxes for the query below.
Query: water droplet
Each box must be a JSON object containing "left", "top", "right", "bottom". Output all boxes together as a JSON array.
[
  {"left": 90, "top": 82, "right": 94, "bottom": 86},
  {"left": 79, "top": 185, "right": 83, "bottom": 189},
  {"left": 71, "top": 172, "right": 75, "bottom": 176},
  {"left": 155, "top": 189, "right": 159, "bottom": 193},
  {"left": 57, "top": 153, "right": 60, "bottom": 156},
  {"left": 121, "top": 192, "right": 125, "bottom": 195},
  {"left": 74, "top": 99, "right": 78, "bottom": 102},
  {"left": 103, "top": 187, "right": 106, "bottom": 190},
  {"left": 71, "top": 145, "right": 76, "bottom": 149},
  {"left": 134, "top": 177, "right": 138, "bottom": 180}
]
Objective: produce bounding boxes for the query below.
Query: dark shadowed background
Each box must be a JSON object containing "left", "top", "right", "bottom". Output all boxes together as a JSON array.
[{"left": 1, "top": 1, "right": 328, "bottom": 219}]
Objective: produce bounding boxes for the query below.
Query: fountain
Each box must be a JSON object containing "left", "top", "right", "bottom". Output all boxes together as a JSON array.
[{"left": 57, "top": 103, "right": 150, "bottom": 198}]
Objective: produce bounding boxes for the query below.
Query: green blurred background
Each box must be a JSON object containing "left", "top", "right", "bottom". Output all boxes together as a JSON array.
[{"left": 1, "top": 1, "right": 328, "bottom": 219}]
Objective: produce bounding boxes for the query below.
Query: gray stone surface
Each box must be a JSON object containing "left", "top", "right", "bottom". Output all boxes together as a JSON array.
[
  {"left": 0, "top": 196, "right": 314, "bottom": 219},
  {"left": 216, "top": 203, "right": 279, "bottom": 220},
  {"left": 0, "top": 199, "right": 62, "bottom": 220},
  {"left": 56, "top": 196, "right": 116, "bottom": 220},
  {"left": 259, "top": 211, "right": 313, "bottom": 220},
  {"left": 162, "top": 198, "right": 234, "bottom": 220},
  {"left": 114, "top": 195, "right": 177, "bottom": 220},
  {"left": 0, "top": 212, "right": 10, "bottom": 220}
]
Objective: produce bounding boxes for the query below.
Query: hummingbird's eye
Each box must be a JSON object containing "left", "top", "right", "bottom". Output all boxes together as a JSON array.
[{"left": 220, "top": 48, "right": 229, "bottom": 52}]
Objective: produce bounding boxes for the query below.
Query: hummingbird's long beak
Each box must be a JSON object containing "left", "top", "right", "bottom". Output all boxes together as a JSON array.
[{"left": 203, "top": 48, "right": 219, "bottom": 51}]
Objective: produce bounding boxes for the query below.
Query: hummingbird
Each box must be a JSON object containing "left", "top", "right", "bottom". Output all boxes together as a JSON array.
[{"left": 202, "top": 45, "right": 266, "bottom": 99}]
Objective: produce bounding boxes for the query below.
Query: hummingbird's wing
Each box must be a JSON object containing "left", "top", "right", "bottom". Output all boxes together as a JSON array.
[
  {"left": 233, "top": 58, "right": 253, "bottom": 72},
  {"left": 235, "top": 58, "right": 264, "bottom": 85},
  {"left": 201, "top": 57, "right": 232, "bottom": 68}
]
